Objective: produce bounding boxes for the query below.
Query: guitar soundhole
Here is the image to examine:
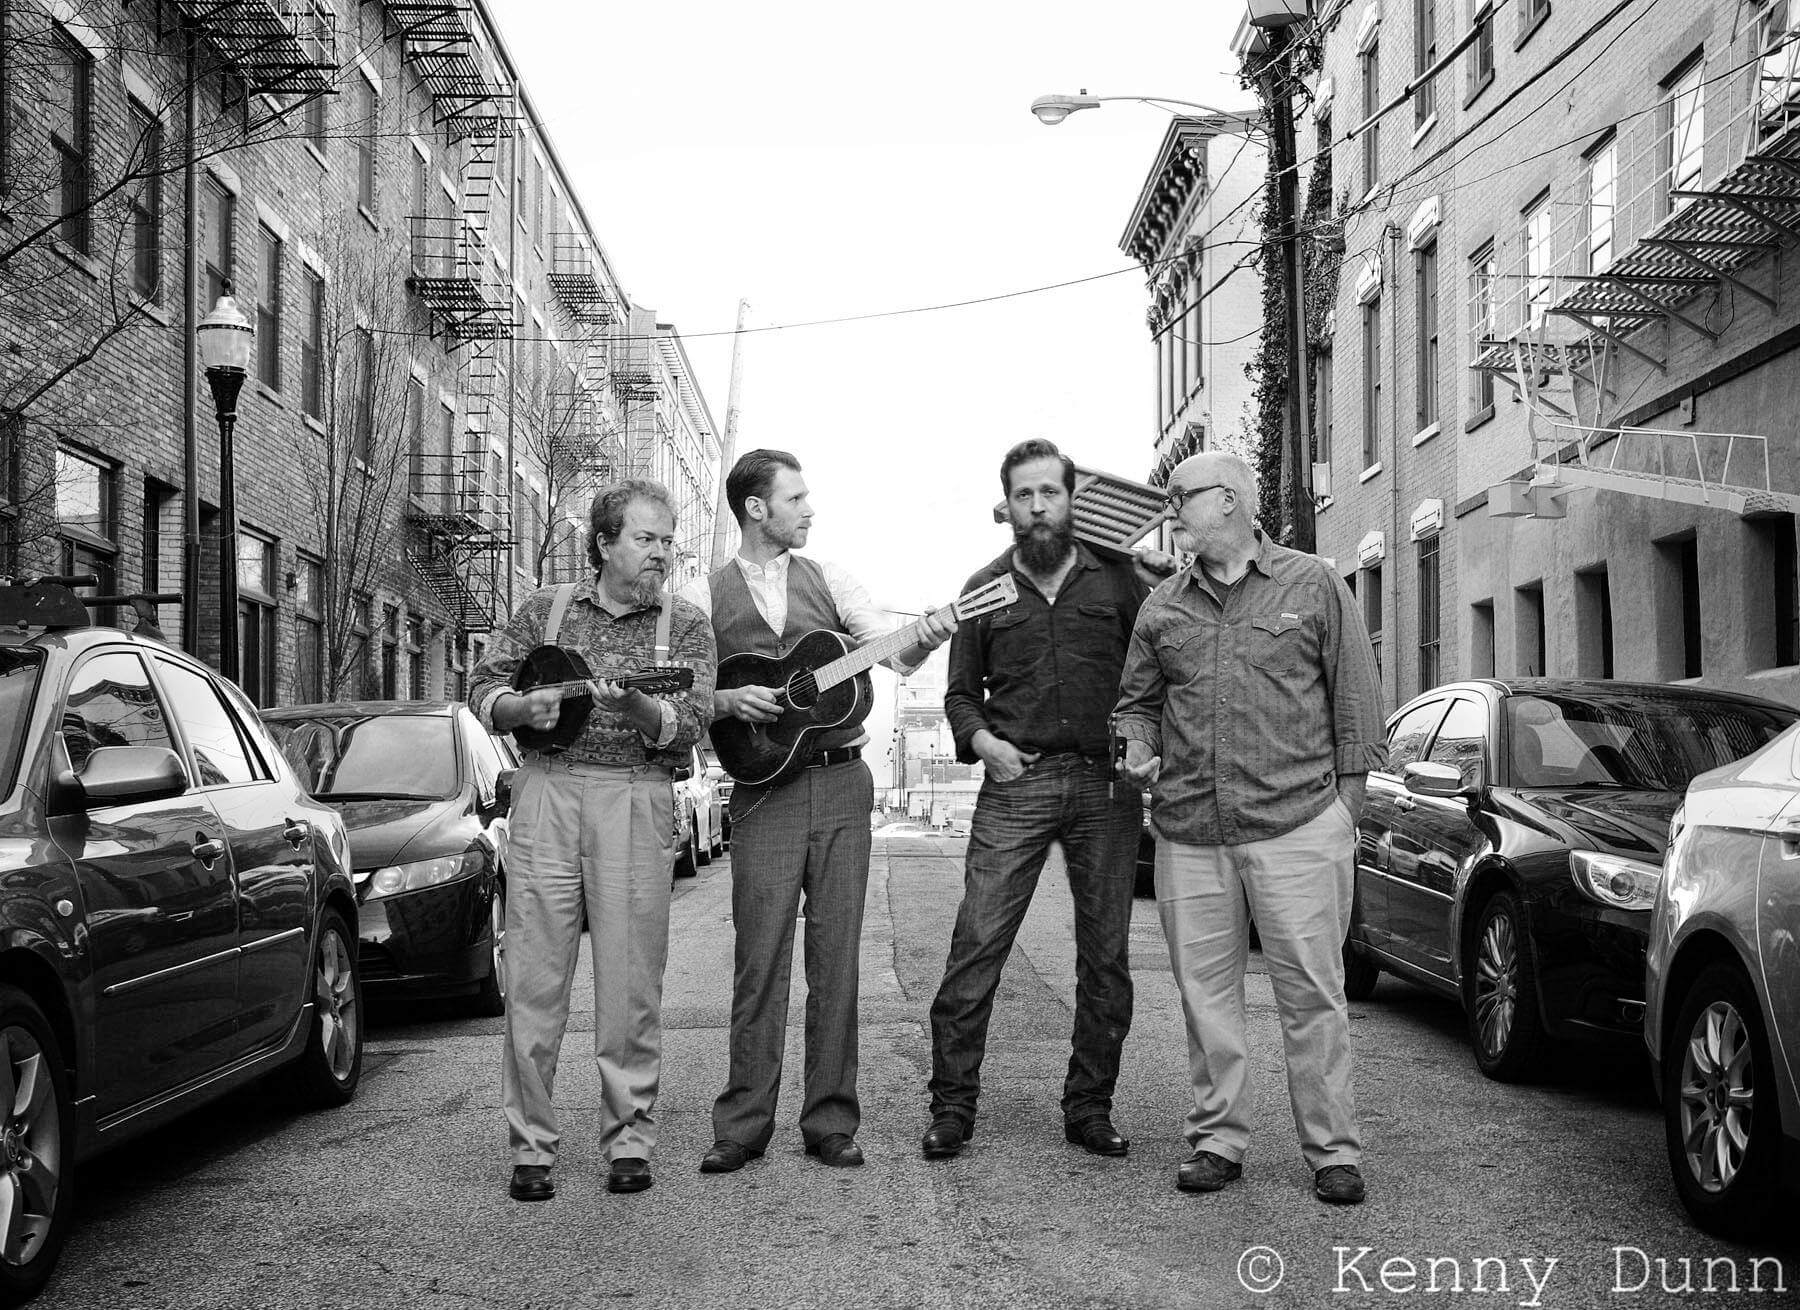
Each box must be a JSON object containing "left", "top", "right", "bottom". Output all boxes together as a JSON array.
[{"left": 785, "top": 671, "right": 820, "bottom": 711}]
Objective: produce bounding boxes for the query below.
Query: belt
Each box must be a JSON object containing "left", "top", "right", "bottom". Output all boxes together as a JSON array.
[{"left": 805, "top": 745, "right": 862, "bottom": 769}]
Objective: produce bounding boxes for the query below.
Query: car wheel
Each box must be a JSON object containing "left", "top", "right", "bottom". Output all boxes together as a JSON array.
[
  {"left": 696, "top": 821, "right": 712, "bottom": 867},
  {"left": 1662, "top": 962, "right": 1781, "bottom": 1241},
  {"left": 0, "top": 986, "right": 74, "bottom": 1306},
  {"left": 1343, "top": 940, "right": 1381, "bottom": 1001},
  {"left": 292, "top": 909, "right": 363, "bottom": 1107},
  {"left": 1466, "top": 891, "right": 1548, "bottom": 1082},
  {"left": 673, "top": 826, "right": 698, "bottom": 879},
  {"left": 471, "top": 879, "right": 507, "bottom": 1018}
]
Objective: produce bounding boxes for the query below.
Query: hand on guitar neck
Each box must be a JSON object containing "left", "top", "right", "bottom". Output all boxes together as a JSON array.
[
  {"left": 498, "top": 677, "right": 644, "bottom": 735},
  {"left": 715, "top": 606, "right": 959, "bottom": 724}
]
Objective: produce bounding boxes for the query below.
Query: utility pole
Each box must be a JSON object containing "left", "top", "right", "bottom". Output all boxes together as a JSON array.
[
  {"left": 1264, "top": 21, "right": 1315, "bottom": 554},
  {"left": 709, "top": 299, "right": 750, "bottom": 572}
]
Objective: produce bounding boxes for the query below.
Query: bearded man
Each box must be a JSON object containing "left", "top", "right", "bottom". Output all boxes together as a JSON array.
[
  {"left": 470, "top": 478, "right": 716, "bottom": 1202},
  {"left": 922, "top": 439, "right": 1168, "bottom": 1162}
]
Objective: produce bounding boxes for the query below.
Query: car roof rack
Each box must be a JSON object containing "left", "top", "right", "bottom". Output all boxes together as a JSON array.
[{"left": 0, "top": 575, "right": 182, "bottom": 640}]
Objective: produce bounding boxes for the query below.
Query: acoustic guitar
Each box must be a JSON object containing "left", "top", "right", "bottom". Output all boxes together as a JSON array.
[
  {"left": 711, "top": 576, "right": 1018, "bottom": 788},
  {"left": 510, "top": 643, "right": 694, "bottom": 754}
]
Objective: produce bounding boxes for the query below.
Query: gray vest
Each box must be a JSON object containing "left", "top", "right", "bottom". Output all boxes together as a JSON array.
[{"left": 710, "top": 556, "right": 862, "bottom": 751}]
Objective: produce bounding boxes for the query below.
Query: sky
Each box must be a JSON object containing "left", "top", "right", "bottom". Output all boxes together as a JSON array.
[{"left": 490, "top": 1, "right": 1261, "bottom": 767}]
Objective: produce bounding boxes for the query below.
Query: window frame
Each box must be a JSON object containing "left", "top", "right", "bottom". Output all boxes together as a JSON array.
[
  {"left": 1417, "top": 533, "right": 1441, "bottom": 693},
  {"left": 127, "top": 97, "right": 163, "bottom": 300},
  {"left": 1361, "top": 296, "right": 1383, "bottom": 469},
  {"left": 1414, "top": 0, "right": 1438, "bottom": 130},
  {"left": 48, "top": 24, "right": 93, "bottom": 254},
  {"left": 1414, "top": 240, "right": 1440, "bottom": 433},
  {"left": 256, "top": 223, "right": 283, "bottom": 390}
]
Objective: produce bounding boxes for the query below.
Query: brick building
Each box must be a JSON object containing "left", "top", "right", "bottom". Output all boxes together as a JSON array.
[
  {"left": 0, "top": 0, "right": 720, "bottom": 707},
  {"left": 1309, "top": 0, "right": 1800, "bottom": 711}
]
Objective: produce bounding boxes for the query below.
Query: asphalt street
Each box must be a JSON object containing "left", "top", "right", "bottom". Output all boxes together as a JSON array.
[{"left": 44, "top": 831, "right": 1799, "bottom": 1309}]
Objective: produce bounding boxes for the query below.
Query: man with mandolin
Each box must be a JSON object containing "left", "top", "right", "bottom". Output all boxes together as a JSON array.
[
  {"left": 682, "top": 449, "right": 960, "bottom": 1174},
  {"left": 469, "top": 479, "right": 715, "bottom": 1203}
]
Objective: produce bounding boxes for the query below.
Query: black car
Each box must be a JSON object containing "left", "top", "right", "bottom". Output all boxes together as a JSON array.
[
  {"left": 0, "top": 579, "right": 362, "bottom": 1303},
  {"left": 262, "top": 702, "right": 514, "bottom": 1016},
  {"left": 1347, "top": 678, "right": 1796, "bottom": 1082}
]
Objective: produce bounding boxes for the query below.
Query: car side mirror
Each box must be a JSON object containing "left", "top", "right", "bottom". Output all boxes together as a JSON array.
[
  {"left": 1403, "top": 760, "right": 1469, "bottom": 798},
  {"left": 75, "top": 745, "right": 189, "bottom": 807},
  {"left": 671, "top": 766, "right": 693, "bottom": 782},
  {"left": 495, "top": 768, "right": 516, "bottom": 816}
]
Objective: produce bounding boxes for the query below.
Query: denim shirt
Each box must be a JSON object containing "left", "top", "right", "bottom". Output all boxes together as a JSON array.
[{"left": 1112, "top": 531, "right": 1387, "bottom": 845}]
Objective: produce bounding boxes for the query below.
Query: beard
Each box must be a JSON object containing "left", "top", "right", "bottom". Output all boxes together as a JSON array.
[
  {"left": 622, "top": 566, "right": 666, "bottom": 609},
  {"left": 1013, "top": 517, "right": 1075, "bottom": 574}
]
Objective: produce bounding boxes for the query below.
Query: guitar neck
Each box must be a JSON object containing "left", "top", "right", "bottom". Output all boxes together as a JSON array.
[{"left": 810, "top": 616, "right": 926, "bottom": 694}]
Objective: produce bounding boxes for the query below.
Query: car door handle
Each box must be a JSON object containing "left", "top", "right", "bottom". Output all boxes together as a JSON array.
[
  {"left": 1394, "top": 795, "right": 1416, "bottom": 812},
  {"left": 191, "top": 838, "right": 226, "bottom": 864},
  {"left": 283, "top": 819, "right": 311, "bottom": 848}
]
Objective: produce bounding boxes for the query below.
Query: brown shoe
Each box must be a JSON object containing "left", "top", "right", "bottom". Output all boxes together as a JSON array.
[
  {"left": 509, "top": 1164, "right": 554, "bottom": 1202},
  {"left": 1175, "top": 1149, "right": 1242, "bottom": 1193},
  {"left": 1315, "top": 1164, "right": 1365, "bottom": 1204}
]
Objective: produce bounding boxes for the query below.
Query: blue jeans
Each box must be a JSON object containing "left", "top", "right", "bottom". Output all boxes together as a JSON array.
[{"left": 927, "top": 754, "right": 1142, "bottom": 1125}]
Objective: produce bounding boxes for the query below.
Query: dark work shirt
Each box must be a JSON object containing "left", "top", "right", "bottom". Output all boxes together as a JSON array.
[
  {"left": 1112, "top": 530, "right": 1387, "bottom": 845},
  {"left": 945, "top": 544, "right": 1147, "bottom": 763}
]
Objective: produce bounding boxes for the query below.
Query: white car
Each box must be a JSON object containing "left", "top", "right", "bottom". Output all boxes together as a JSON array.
[{"left": 673, "top": 745, "right": 723, "bottom": 878}]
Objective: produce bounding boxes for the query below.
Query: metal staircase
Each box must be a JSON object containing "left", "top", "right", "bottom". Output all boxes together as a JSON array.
[{"left": 166, "top": 1, "right": 337, "bottom": 98}]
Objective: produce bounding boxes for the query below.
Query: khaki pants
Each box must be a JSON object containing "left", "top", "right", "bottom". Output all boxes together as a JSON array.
[
  {"left": 502, "top": 757, "right": 674, "bottom": 1165},
  {"left": 1156, "top": 798, "right": 1363, "bottom": 1171}
]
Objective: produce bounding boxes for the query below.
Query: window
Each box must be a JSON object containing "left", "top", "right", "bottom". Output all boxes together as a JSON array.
[
  {"left": 1662, "top": 57, "right": 1705, "bottom": 214},
  {"left": 1654, "top": 535, "right": 1702, "bottom": 678},
  {"left": 352, "top": 328, "right": 374, "bottom": 464},
  {"left": 1575, "top": 565, "right": 1614, "bottom": 678},
  {"left": 56, "top": 448, "right": 115, "bottom": 623},
  {"left": 380, "top": 604, "right": 399, "bottom": 699},
  {"left": 350, "top": 592, "right": 373, "bottom": 697},
  {"left": 411, "top": 145, "right": 429, "bottom": 220},
  {"left": 47, "top": 26, "right": 92, "bottom": 253},
  {"left": 1755, "top": 0, "right": 1800, "bottom": 144},
  {"left": 1750, "top": 514, "right": 1799, "bottom": 670},
  {"left": 1156, "top": 314, "right": 1177, "bottom": 433},
  {"left": 1362, "top": 43, "right": 1381, "bottom": 191},
  {"left": 1426, "top": 697, "right": 1487, "bottom": 789},
  {"left": 436, "top": 403, "right": 456, "bottom": 515},
  {"left": 406, "top": 614, "right": 424, "bottom": 699},
  {"left": 1515, "top": 581, "right": 1546, "bottom": 677},
  {"left": 201, "top": 178, "right": 234, "bottom": 309},
  {"left": 256, "top": 225, "right": 282, "bottom": 389},
  {"left": 154, "top": 658, "right": 263, "bottom": 786},
  {"left": 237, "top": 532, "right": 277, "bottom": 708},
  {"left": 128, "top": 99, "right": 162, "bottom": 299},
  {"left": 1586, "top": 134, "right": 1616, "bottom": 274},
  {"left": 1385, "top": 699, "right": 1448, "bottom": 773},
  {"left": 449, "top": 631, "right": 468, "bottom": 702},
  {"left": 296, "top": 554, "right": 324, "bottom": 703},
  {"left": 303, "top": 88, "right": 327, "bottom": 157},
  {"left": 1362, "top": 297, "right": 1382, "bottom": 468},
  {"left": 1469, "top": 243, "right": 1496, "bottom": 413},
  {"left": 1415, "top": 242, "right": 1439, "bottom": 432},
  {"left": 406, "top": 376, "right": 426, "bottom": 500},
  {"left": 61, "top": 652, "right": 172, "bottom": 775},
  {"left": 1414, "top": 0, "right": 1437, "bottom": 128},
  {"left": 1471, "top": 599, "right": 1495, "bottom": 677},
  {"left": 1364, "top": 563, "right": 1384, "bottom": 680},
  {"left": 301, "top": 268, "right": 324, "bottom": 419},
  {"left": 1523, "top": 193, "right": 1551, "bottom": 326},
  {"left": 1519, "top": 0, "right": 1551, "bottom": 38},
  {"left": 355, "top": 76, "right": 377, "bottom": 214},
  {"left": 1315, "top": 349, "right": 1334, "bottom": 465},
  {"left": 1417, "top": 534, "right": 1441, "bottom": 692},
  {"left": 1468, "top": 2, "right": 1495, "bottom": 100}
]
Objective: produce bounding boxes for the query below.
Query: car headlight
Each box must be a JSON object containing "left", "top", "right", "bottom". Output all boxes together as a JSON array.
[
  {"left": 1569, "top": 850, "right": 1662, "bottom": 911},
  {"left": 363, "top": 849, "right": 485, "bottom": 900}
]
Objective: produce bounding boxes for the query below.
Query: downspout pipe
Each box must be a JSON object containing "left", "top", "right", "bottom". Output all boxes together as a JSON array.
[{"left": 181, "top": 24, "right": 200, "bottom": 655}]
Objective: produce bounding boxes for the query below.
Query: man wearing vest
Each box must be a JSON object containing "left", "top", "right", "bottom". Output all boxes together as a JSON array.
[
  {"left": 683, "top": 449, "right": 955, "bottom": 1172},
  {"left": 471, "top": 479, "right": 716, "bottom": 1202}
]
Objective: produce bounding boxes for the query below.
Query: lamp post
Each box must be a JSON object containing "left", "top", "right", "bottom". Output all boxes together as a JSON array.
[
  {"left": 197, "top": 290, "right": 253, "bottom": 682},
  {"left": 1029, "top": 91, "right": 1263, "bottom": 136}
]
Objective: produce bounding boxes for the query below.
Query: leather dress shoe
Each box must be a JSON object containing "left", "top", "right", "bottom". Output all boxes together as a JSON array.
[
  {"left": 699, "top": 1140, "right": 763, "bottom": 1174},
  {"left": 921, "top": 1115, "right": 973, "bottom": 1159},
  {"left": 1064, "top": 1116, "right": 1129, "bottom": 1157},
  {"left": 804, "top": 1133, "right": 864, "bottom": 1168},
  {"left": 607, "top": 1157, "right": 653, "bottom": 1194},
  {"left": 1315, "top": 1164, "right": 1366, "bottom": 1205},
  {"left": 509, "top": 1164, "right": 554, "bottom": 1202},
  {"left": 1176, "top": 1149, "right": 1243, "bottom": 1193}
]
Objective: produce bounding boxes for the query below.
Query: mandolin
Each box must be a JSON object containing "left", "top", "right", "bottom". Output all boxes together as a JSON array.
[
  {"left": 510, "top": 643, "right": 694, "bottom": 754},
  {"left": 711, "top": 575, "right": 1018, "bottom": 788}
]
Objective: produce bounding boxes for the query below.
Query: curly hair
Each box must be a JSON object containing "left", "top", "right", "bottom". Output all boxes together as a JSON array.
[{"left": 587, "top": 479, "right": 678, "bottom": 572}]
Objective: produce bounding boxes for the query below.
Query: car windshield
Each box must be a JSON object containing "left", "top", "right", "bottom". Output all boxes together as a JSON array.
[
  {"left": 0, "top": 649, "right": 44, "bottom": 796},
  {"left": 1505, "top": 693, "right": 1797, "bottom": 791},
  {"left": 265, "top": 714, "right": 457, "bottom": 799}
]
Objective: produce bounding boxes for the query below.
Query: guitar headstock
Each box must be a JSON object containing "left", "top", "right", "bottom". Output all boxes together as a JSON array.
[
  {"left": 621, "top": 665, "right": 695, "bottom": 695},
  {"left": 951, "top": 574, "right": 1019, "bottom": 622}
]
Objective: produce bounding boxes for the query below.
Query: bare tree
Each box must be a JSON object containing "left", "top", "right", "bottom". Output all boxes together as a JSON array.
[{"left": 512, "top": 363, "right": 617, "bottom": 587}]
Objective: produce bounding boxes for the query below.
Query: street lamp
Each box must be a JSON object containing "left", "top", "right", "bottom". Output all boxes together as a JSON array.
[
  {"left": 1029, "top": 90, "right": 1264, "bottom": 137},
  {"left": 197, "top": 290, "right": 253, "bottom": 683}
]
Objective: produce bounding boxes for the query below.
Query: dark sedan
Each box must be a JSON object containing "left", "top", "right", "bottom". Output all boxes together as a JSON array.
[
  {"left": 262, "top": 702, "right": 513, "bottom": 1016},
  {"left": 1347, "top": 678, "right": 1796, "bottom": 1083}
]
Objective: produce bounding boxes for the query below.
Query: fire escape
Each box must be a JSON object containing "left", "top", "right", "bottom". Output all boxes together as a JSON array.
[
  {"left": 392, "top": 2, "right": 514, "bottom": 632},
  {"left": 163, "top": 1, "right": 337, "bottom": 100},
  {"left": 546, "top": 233, "right": 624, "bottom": 484},
  {"left": 1475, "top": 17, "right": 1800, "bottom": 519}
]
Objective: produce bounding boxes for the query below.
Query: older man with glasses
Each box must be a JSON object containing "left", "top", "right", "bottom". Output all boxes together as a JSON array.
[{"left": 1115, "top": 450, "right": 1386, "bottom": 1206}]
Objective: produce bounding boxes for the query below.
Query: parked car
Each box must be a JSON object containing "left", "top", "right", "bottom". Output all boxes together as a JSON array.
[
  {"left": 703, "top": 743, "right": 734, "bottom": 848},
  {"left": 672, "top": 744, "right": 722, "bottom": 878},
  {"left": 261, "top": 701, "right": 513, "bottom": 1016},
  {"left": 0, "top": 578, "right": 362, "bottom": 1303},
  {"left": 1648, "top": 718, "right": 1800, "bottom": 1239},
  {"left": 1347, "top": 678, "right": 1796, "bottom": 1083}
]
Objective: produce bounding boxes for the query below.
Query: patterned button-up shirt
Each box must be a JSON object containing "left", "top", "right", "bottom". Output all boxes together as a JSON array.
[
  {"left": 1112, "top": 530, "right": 1387, "bottom": 846},
  {"left": 469, "top": 578, "right": 716, "bottom": 769}
]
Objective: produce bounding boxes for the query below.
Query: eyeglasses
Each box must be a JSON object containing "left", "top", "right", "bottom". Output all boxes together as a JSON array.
[{"left": 1163, "top": 483, "right": 1226, "bottom": 512}]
